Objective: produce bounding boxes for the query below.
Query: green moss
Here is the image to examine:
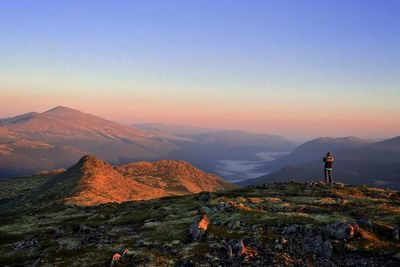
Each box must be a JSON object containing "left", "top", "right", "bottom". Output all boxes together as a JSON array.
[
  {"left": 207, "top": 225, "right": 247, "bottom": 239},
  {"left": 109, "top": 209, "right": 151, "bottom": 225},
  {"left": 188, "top": 242, "right": 211, "bottom": 259},
  {"left": 142, "top": 221, "right": 191, "bottom": 243},
  {"left": 0, "top": 253, "right": 39, "bottom": 266},
  {"left": 0, "top": 231, "right": 26, "bottom": 246}
]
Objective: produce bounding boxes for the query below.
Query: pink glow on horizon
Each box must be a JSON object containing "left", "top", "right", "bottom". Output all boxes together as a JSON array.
[{"left": 0, "top": 90, "right": 399, "bottom": 140}]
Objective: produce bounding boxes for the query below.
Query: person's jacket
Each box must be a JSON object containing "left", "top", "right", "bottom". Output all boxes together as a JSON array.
[{"left": 323, "top": 156, "right": 334, "bottom": 169}]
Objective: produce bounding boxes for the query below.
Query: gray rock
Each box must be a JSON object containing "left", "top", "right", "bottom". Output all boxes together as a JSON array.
[
  {"left": 79, "top": 224, "right": 95, "bottom": 234},
  {"left": 58, "top": 238, "right": 82, "bottom": 251},
  {"left": 357, "top": 218, "right": 372, "bottom": 228},
  {"left": 322, "top": 240, "right": 333, "bottom": 258},
  {"left": 214, "top": 202, "right": 229, "bottom": 211},
  {"left": 198, "top": 193, "right": 211, "bottom": 202},
  {"left": 393, "top": 227, "right": 399, "bottom": 241},
  {"left": 322, "top": 222, "right": 359, "bottom": 240},
  {"left": 228, "top": 220, "right": 241, "bottom": 230},
  {"left": 14, "top": 237, "right": 39, "bottom": 251},
  {"left": 189, "top": 214, "right": 209, "bottom": 241},
  {"left": 200, "top": 206, "right": 212, "bottom": 214},
  {"left": 282, "top": 224, "right": 300, "bottom": 234}
]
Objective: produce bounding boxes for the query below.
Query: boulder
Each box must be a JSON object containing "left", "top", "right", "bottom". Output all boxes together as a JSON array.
[
  {"left": 322, "top": 240, "right": 333, "bottom": 258},
  {"left": 198, "top": 193, "right": 211, "bottom": 202},
  {"left": 14, "top": 237, "right": 39, "bottom": 251},
  {"left": 393, "top": 227, "right": 399, "bottom": 241},
  {"left": 213, "top": 202, "right": 230, "bottom": 212},
  {"left": 228, "top": 220, "right": 241, "bottom": 230},
  {"left": 322, "top": 222, "right": 359, "bottom": 240},
  {"left": 282, "top": 224, "right": 300, "bottom": 234},
  {"left": 189, "top": 214, "right": 209, "bottom": 241},
  {"left": 200, "top": 206, "right": 212, "bottom": 214},
  {"left": 239, "top": 239, "right": 258, "bottom": 258},
  {"left": 109, "top": 249, "right": 132, "bottom": 267}
]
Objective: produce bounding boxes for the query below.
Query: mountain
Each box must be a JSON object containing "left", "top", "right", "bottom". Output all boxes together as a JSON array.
[
  {"left": 274, "top": 136, "right": 372, "bottom": 165},
  {"left": 0, "top": 108, "right": 295, "bottom": 180},
  {"left": 239, "top": 136, "right": 373, "bottom": 183},
  {"left": 135, "top": 123, "right": 295, "bottom": 151},
  {"left": 0, "top": 106, "right": 178, "bottom": 178},
  {"left": 21, "top": 155, "right": 235, "bottom": 206},
  {"left": 134, "top": 123, "right": 296, "bottom": 180},
  {"left": 1, "top": 182, "right": 399, "bottom": 266},
  {"left": 134, "top": 123, "right": 222, "bottom": 136},
  {"left": 241, "top": 136, "right": 400, "bottom": 189}
]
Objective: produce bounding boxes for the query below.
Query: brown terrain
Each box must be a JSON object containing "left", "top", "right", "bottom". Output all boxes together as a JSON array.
[
  {"left": 0, "top": 106, "right": 179, "bottom": 178},
  {"left": 0, "top": 106, "right": 294, "bottom": 180},
  {"left": 28, "top": 155, "right": 235, "bottom": 206}
]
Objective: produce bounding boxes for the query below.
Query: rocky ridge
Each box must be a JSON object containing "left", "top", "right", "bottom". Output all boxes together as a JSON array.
[{"left": 21, "top": 155, "right": 235, "bottom": 206}]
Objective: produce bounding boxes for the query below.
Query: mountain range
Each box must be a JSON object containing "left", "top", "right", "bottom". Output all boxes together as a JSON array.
[
  {"left": 1, "top": 106, "right": 400, "bottom": 189},
  {"left": 242, "top": 136, "right": 400, "bottom": 189},
  {"left": 0, "top": 106, "right": 294, "bottom": 179}
]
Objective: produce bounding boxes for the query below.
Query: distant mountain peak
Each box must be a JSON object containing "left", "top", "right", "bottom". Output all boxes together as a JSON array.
[{"left": 44, "top": 106, "right": 81, "bottom": 114}]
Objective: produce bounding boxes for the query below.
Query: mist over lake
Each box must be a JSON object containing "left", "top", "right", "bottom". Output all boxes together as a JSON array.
[{"left": 215, "top": 152, "right": 289, "bottom": 182}]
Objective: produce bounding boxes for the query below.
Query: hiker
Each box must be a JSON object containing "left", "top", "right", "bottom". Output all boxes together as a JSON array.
[{"left": 323, "top": 152, "right": 334, "bottom": 184}]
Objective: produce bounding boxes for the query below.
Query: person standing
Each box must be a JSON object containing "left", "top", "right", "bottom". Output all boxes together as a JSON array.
[{"left": 323, "top": 152, "right": 334, "bottom": 184}]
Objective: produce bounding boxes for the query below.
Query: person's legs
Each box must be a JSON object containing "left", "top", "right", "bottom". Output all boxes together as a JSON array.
[
  {"left": 329, "top": 170, "right": 334, "bottom": 184},
  {"left": 324, "top": 169, "right": 328, "bottom": 184}
]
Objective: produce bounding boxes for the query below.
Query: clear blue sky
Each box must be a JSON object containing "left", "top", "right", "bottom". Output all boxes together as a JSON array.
[{"left": 0, "top": 0, "right": 399, "bottom": 139}]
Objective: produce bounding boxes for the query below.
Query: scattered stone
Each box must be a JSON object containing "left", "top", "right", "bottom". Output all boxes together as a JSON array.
[
  {"left": 239, "top": 239, "right": 258, "bottom": 258},
  {"left": 393, "top": 253, "right": 400, "bottom": 260},
  {"left": 79, "top": 224, "right": 95, "bottom": 234},
  {"left": 143, "top": 221, "right": 161, "bottom": 228},
  {"left": 282, "top": 224, "right": 300, "bottom": 234},
  {"left": 214, "top": 202, "right": 230, "bottom": 211},
  {"left": 212, "top": 219, "right": 221, "bottom": 225},
  {"left": 58, "top": 238, "right": 82, "bottom": 251},
  {"left": 228, "top": 220, "right": 241, "bottom": 230},
  {"left": 322, "top": 222, "right": 359, "bottom": 240},
  {"left": 227, "top": 245, "right": 233, "bottom": 258},
  {"left": 200, "top": 206, "right": 212, "bottom": 214},
  {"left": 322, "top": 240, "right": 333, "bottom": 258},
  {"left": 393, "top": 227, "right": 399, "bottom": 241},
  {"left": 171, "top": 240, "right": 181, "bottom": 245},
  {"left": 189, "top": 214, "right": 209, "bottom": 241},
  {"left": 14, "top": 237, "right": 39, "bottom": 251},
  {"left": 198, "top": 193, "right": 211, "bottom": 202},
  {"left": 109, "top": 249, "right": 133, "bottom": 266},
  {"left": 357, "top": 218, "right": 373, "bottom": 228},
  {"left": 110, "top": 253, "right": 121, "bottom": 267}
]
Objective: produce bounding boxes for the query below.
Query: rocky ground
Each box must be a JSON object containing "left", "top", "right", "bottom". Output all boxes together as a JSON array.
[{"left": 1, "top": 181, "right": 400, "bottom": 266}]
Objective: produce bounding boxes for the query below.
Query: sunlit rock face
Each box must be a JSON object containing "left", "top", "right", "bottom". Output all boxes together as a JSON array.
[{"left": 26, "top": 154, "right": 236, "bottom": 206}]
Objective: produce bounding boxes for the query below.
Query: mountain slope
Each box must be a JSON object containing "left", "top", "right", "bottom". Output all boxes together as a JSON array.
[
  {"left": 239, "top": 136, "right": 373, "bottom": 184},
  {"left": 277, "top": 136, "right": 372, "bottom": 165},
  {"left": 0, "top": 108, "right": 295, "bottom": 180},
  {"left": 135, "top": 124, "right": 296, "bottom": 180},
  {"left": 242, "top": 136, "right": 400, "bottom": 189},
  {"left": 1, "top": 182, "right": 399, "bottom": 266},
  {"left": 0, "top": 106, "right": 177, "bottom": 178},
  {"left": 116, "top": 160, "right": 234, "bottom": 195},
  {"left": 22, "top": 155, "right": 235, "bottom": 206}
]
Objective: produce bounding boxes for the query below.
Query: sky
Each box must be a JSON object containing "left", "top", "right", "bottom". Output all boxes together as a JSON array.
[{"left": 0, "top": 0, "right": 399, "bottom": 140}]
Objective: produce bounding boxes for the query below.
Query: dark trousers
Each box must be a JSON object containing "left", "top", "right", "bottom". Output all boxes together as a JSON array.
[{"left": 325, "top": 169, "right": 333, "bottom": 184}]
